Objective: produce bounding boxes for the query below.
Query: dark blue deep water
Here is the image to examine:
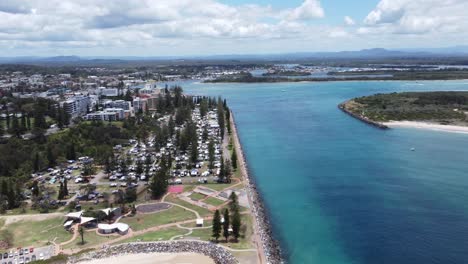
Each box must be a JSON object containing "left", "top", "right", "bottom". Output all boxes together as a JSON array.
[{"left": 185, "top": 80, "right": 468, "bottom": 264}]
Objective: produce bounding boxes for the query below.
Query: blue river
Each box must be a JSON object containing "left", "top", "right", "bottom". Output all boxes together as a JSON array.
[{"left": 183, "top": 80, "right": 468, "bottom": 264}]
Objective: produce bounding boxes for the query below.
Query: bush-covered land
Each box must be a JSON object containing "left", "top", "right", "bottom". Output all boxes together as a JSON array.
[{"left": 343, "top": 91, "right": 468, "bottom": 124}]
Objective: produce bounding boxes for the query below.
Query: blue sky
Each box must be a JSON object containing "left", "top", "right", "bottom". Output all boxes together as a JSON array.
[{"left": 0, "top": 0, "right": 466, "bottom": 56}]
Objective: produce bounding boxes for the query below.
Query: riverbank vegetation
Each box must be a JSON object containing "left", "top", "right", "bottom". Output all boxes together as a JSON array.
[{"left": 342, "top": 91, "right": 468, "bottom": 125}]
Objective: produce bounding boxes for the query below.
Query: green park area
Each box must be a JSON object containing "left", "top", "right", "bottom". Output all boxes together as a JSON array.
[
  {"left": 1, "top": 216, "right": 71, "bottom": 248},
  {"left": 120, "top": 206, "right": 195, "bottom": 231}
]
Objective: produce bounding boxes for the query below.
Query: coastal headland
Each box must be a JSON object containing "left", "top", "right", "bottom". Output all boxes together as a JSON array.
[{"left": 339, "top": 91, "right": 468, "bottom": 132}]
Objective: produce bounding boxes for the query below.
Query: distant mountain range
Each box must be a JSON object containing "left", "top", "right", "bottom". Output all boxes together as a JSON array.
[{"left": 1, "top": 46, "right": 468, "bottom": 64}]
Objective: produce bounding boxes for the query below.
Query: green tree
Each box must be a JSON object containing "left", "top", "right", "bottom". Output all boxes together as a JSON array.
[
  {"left": 33, "top": 152, "right": 40, "bottom": 172},
  {"left": 79, "top": 226, "right": 85, "bottom": 245},
  {"left": 212, "top": 209, "right": 221, "bottom": 242},
  {"left": 66, "top": 144, "right": 76, "bottom": 161},
  {"left": 31, "top": 180, "right": 40, "bottom": 197},
  {"left": 223, "top": 209, "right": 230, "bottom": 242},
  {"left": 11, "top": 114, "right": 21, "bottom": 138},
  {"left": 46, "top": 144, "right": 56, "bottom": 168},
  {"left": 208, "top": 140, "right": 215, "bottom": 170},
  {"left": 229, "top": 191, "right": 239, "bottom": 213},
  {"left": 125, "top": 187, "right": 137, "bottom": 203},
  {"left": 150, "top": 168, "right": 168, "bottom": 199},
  {"left": 63, "top": 178, "right": 69, "bottom": 197},
  {"left": 231, "top": 149, "right": 238, "bottom": 170},
  {"left": 231, "top": 210, "right": 241, "bottom": 242},
  {"left": 58, "top": 182, "right": 65, "bottom": 200}
]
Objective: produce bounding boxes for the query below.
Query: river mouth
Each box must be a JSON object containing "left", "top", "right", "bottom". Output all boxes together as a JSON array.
[{"left": 184, "top": 80, "right": 468, "bottom": 264}]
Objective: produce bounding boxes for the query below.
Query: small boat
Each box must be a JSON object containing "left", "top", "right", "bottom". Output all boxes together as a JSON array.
[
  {"left": 281, "top": 90, "right": 286, "bottom": 92},
  {"left": 410, "top": 148, "right": 415, "bottom": 151}
]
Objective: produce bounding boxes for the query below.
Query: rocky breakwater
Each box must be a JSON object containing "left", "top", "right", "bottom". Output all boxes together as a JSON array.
[
  {"left": 230, "top": 111, "right": 284, "bottom": 264},
  {"left": 338, "top": 101, "right": 389, "bottom": 129}
]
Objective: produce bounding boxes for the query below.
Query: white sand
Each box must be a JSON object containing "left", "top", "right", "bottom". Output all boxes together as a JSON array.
[
  {"left": 383, "top": 121, "right": 468, "bottom": 134},
  {"left": 82, "top": 252, "right": 215, "bottom": 264}
]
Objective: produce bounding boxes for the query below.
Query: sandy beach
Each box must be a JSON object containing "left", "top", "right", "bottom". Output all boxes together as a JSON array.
[
  {"left": 82, "top": 252, "right": 214, "bottom": 264},
  {"left": 384, "top": 121, "right": 468, "bottom": 134}
]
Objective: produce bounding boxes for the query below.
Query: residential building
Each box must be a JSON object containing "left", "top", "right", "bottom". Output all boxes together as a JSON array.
[{"left": 63, "top": 96, "right": 90, "bottom": 117}]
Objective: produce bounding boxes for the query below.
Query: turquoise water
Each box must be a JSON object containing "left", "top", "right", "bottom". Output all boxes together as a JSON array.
[{"left": 185, "top": 80, "right": 468, "bottom": 264}]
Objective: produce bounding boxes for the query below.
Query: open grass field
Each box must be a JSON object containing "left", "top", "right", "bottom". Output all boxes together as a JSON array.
[
  {"left": 187, "top": 215, "right": 254, "bottom": 249},
  {"left": 165, "top": 195, "right": 212, "bottom": 217},
  {"left": 64, "top": 231, "right": 114, "bottom": 250},
  {"left": 202, "top": 183, "right": 235, "bottom": 191},
  {"left": 204, "top": 197, "right": 226, "bottom": 207},
  {"left": 5, "top": 217, "right": 71, "bottom": 248},
  {"left": 117, "top": 227, "right": 188, "bottom": 244},
  {"left": 120, "top": 206, "right": 196, "bottom": 231},
  {"left": 189, "top": 192, "right": 206, "bottom": 201}
]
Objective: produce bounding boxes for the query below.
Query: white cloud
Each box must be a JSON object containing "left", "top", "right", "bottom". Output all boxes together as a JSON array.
[
  {"left": 283, "top": 0, "right": 325, "bottom": 21},
  {"left": 0, "top": 0, "right": 467, "bottom": 56},
  {"left": 361, "top": 0, "right": 468, "bottom": 35},
  {"left": 344, "top": 16, "right": 355, "bottom": 26}
]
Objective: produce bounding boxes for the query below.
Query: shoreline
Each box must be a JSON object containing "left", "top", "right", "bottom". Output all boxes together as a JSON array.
[
  {"left": 338, "top": 102, "right": 389, "bottom": 129},
  {"left": 229, "top": 111, "right": 284, "bottom": 264},
  {"left": 68, "top": 241, "right": 237, "bottom": 264},
  {"left": 384, "top": 121, "right": 468, "bottom": 134}
]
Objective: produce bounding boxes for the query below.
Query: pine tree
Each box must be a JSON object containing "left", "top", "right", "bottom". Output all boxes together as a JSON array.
[
  {"left": 231, "top": 149, "right": 238, "bottom": 170},
  {"left": 11, "top": 114, "right": 21, "bottom": 138},
  {"left": 31, "top": 180, "right": 40, "bottom": 197},
  {"left": 33, "top": 152, "right": 40, "bottom": 172},
  {"left": 150, "top": 168, "right": 168, "bottom": 199},
  {"left": 219, "top": 158, "right": 225, "bottom": 183},
  {"left": 58, "top": 182, "right": 64, "bottom": 200},
  {"left": 5, "top": 111, "right": 10, "bottom": 129},
  {"left": 225, "top": 160, "right": 232, "bottom": 183},
  {"left": 208, "top": 140, "right": 215, "bottom": 170},
  {"left": 20, "top": 113, "right": 27, "bottom": 132},
  {"left": 212, "top": 209, "right": 222, "bottom": 242},
  {"left": 231, "top": 210, "right": 241, "bottom": 242},
  {"left": 26, "top": 114, "right": 31, "bottom": 130},
  {"left": 47, "top": 144, "right": 56, "bottom": 168},
  {"left": 229, "top": 191, "right": 239, "bottom": 213},
  {"left": 63, "top": 178, "right": 69, "bottom": 196},
  {"left": 223, "top": 209, "right": 230, "bottom": 242},
  {"left": 66, "top": 144, "right": 76, "bottom": 160}
]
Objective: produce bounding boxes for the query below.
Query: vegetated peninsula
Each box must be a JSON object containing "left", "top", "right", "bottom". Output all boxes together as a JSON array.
[
  {"left": 205, "top": 69, "right": 468, "bottom": 83},
  {"left": 340, "top": 91, "right": 468, "bottom": 132}
]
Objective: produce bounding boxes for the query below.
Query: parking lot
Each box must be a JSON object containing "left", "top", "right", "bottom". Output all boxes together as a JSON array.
[{"left": 1, "top": 245, "right": 54, "bottom": 264}]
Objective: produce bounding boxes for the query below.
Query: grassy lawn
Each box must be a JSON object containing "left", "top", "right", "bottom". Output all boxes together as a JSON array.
[
  {"left": 6, "top": 217, "right": 72, "bottom": 248},
  {"left": 165, "top": 195, "right": 212, "bottom": 217},
  {"left": 120, "top": 206, "right": 196, "bottom": 231},
  {"left": 204, "top": 197, "right": 226, "bottom": 207},
  {"left": 181, "top": 219, "right": 213, "bottom": 228},
  {"left": 187, "top": 215, "right": 254, "bottom": 249},
  {"left": 64, "top": 230, "right": 114, "bottom": 250},
  {"left": 117, "top": 227, "right": 187, "bottom": 244},
  {"left": 202, "top": 183, "right": 235, "bottom": 191},
  {"left": 189, "top": 192, "right": 206, "bottom": 201}
]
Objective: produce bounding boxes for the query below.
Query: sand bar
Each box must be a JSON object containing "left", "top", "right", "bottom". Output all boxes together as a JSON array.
[{"left": 384, "top": 121, "right": 468, "bottom": 134}]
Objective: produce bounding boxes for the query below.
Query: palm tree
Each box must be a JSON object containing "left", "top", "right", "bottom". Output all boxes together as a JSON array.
[{"left": 79, "top": 226, "right": 85, "bottom": 245}]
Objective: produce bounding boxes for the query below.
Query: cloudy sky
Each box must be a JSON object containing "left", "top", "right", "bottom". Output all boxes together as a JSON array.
[{"left": 0, "top": 0, "right": 467, "bottom": 56}]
